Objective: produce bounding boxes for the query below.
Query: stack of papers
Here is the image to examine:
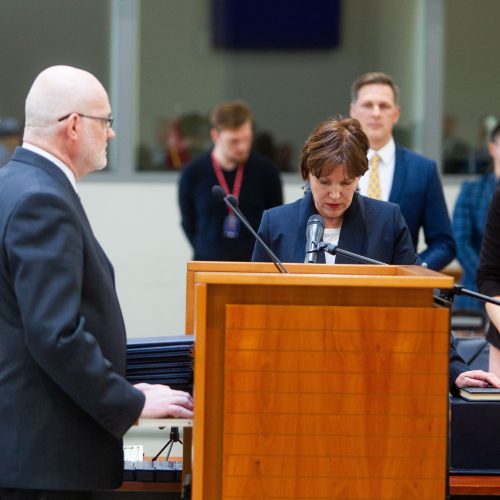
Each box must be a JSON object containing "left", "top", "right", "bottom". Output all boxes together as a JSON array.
[{"left": 126, "top": 335, "right": 194, "bottom": 395}]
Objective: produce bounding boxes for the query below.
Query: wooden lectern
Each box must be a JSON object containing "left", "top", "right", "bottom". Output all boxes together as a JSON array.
[{"left": 186, "top": 262, "right": 454, "bottom": 500}]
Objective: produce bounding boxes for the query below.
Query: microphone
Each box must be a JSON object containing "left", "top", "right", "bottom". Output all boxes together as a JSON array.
[
  {"left": 211, "top": 185, "right": 288, "bottom": 273},
  {"left": 304, "top": 233, "right": 500, "bottom": 312},
  {"left": 316, "top": 242, "right": 388, "bottom": 266},
  {"left": 309, "top": 242, "right": 500, "bottom": 310},
  {"left": 304, "top": 214, "right": 325, "bottom": 263}
]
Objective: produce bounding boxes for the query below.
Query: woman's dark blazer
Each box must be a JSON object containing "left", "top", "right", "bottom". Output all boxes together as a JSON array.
[
  {"left": 251, "top": 190, "right": 470, "bottom": 391},
  {"left": 252, "top": 191, "right": 418, "bottom": 265}
]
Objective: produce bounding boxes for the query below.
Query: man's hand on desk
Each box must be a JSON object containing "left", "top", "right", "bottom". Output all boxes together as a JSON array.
[
  {"left": 135, "top": 383, "right": 194, "bottom": 419},
  {"left": 455, "top": 370, "right": 500, "bottom": 389}
]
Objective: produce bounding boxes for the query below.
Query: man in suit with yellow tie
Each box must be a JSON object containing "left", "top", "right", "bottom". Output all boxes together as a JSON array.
[{"left": 349, "top": 72, "right": 455, "bottom": 271}]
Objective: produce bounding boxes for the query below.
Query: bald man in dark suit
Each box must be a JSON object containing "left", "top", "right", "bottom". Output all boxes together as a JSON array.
[{"left": 0, "top": 66, "right": 193, "bottom": 499}]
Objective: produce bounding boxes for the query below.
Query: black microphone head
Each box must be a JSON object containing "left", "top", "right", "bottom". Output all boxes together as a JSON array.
[
  {"left": 226, "top": 194, "right": 238, "bottom": 208},
  {"left": 211, "top": 185, "right": 226, "bottom": 200},
  {"left": 307, "top": 214, "right": 324, "bottom": 226}
]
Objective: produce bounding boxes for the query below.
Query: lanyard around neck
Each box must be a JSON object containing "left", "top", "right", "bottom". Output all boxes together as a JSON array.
[{"left": 211, "top": 153, "right": 245, "bottom": 213}]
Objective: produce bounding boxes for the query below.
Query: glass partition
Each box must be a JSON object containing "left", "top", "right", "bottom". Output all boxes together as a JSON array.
[
  {"left": 0, "top": 0, "right": 110, "bottom": 165},
  {"left": 136, "top": 0, "right": 422, "bottom": 175},
  {"left": 443, "top": 0, "right": 500, "bottom": 175},
  {"left": 8, "top": 0, "right": 496, "bottom": 178}
]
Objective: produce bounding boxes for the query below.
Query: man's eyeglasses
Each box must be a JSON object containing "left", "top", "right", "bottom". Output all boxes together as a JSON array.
[{"left": 58, "top": 113, "right": 114, "bottom": 128}]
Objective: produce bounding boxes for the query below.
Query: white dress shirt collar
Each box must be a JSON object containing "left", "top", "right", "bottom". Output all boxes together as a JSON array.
[
  {"left": 22, "top": 142, "right": 77, "bottom": 192},
  {"left": 368, "top": 137, "right": 396, "bottom": 165}
]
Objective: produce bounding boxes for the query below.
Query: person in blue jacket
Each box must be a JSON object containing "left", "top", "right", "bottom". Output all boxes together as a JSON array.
[
  {"left": 349, "top": 72, "right": 456, "bottom": 271},
  {"left": 453, "top": 123, "right": 500, "bottom": 310}
]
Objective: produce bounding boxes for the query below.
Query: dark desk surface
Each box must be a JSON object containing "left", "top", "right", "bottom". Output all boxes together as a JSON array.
[
  {"left": 119, "top": 473, "right": 498, "bottom": 496},
  {"left": 119, "top": 455, "right": 182, "bottom": 493},
  {"left": 119, "top": 481, "right": 180, "bottom": 492}
]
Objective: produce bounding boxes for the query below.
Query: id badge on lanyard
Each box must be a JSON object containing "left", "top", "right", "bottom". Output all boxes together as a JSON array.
[{"left": 222, "top": 213, "right": 240, "bottom": 239}]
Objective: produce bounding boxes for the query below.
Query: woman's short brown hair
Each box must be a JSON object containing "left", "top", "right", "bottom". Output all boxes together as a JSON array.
[{"left": 299, "top": 117, "right": 369, "bottom": 180}]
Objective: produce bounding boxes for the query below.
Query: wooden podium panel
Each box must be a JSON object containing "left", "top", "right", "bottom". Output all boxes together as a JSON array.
[{"left": 189, "top": 263, "right": 452, "bottom": 500}]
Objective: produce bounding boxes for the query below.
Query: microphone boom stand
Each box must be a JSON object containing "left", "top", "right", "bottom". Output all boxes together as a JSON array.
[
  {"left": 225, "top": 195, "right": 288, "bottom": 273},
  {"left": 439, "top": 285, "right": 500, "bottom": 307},
  {"left": 211, "top": 185, "right": 288, "bottom": 273},
  {"left": 311, "top": 242, "right": 389, "bottom": 266},
  {"left": 309, "top": 242, "right": 500, "bottom": 309}
]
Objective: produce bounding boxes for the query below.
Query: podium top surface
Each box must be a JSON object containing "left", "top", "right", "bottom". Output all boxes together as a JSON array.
[{"left": 187, "top": 261, "right": 454, "bottom": 289}]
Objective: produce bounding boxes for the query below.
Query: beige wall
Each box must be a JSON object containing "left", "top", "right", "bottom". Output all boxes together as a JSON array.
[{"left": 79, "top": 175, "right": 461, "bottom": 340}]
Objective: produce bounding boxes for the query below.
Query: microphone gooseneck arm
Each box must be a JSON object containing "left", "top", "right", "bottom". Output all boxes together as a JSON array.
[
  {"left": 309, "top": 240, "right": 500, "bottom": 307},
  {"left": 315, "top": 242, "right": 389, "bottom": 266},
  {"left": 225, "top": 195, "right": 288, "bottom": 274},
  {"left": 211, "top": 186, "right": 288, "bottom": 273}
]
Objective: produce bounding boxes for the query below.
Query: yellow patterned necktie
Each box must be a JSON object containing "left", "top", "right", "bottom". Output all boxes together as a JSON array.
[{"left": 367, "top": 154, "right": 382, "bottom": 200}]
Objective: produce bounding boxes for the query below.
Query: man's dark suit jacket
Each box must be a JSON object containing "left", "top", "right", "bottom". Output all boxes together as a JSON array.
[
  {"left": 251, "top": 190, "right": 418, "bottom": 265},
  {"left": 0, "top": 148, "right": 145, "bottom": 490},
  {"left": 389, "top": 145, "right": 456, "bottom": 270},
  {"left": 251, "top": 190, "right": 468, "bottom": 392}
]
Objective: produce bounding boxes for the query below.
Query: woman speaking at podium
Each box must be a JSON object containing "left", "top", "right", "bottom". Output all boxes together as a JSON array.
[
  {"left": 251, "top": 117, "right": 417, "bottom": 265},
  {"left": 252, "top": 117, "right": 500, "bottom": 392}
]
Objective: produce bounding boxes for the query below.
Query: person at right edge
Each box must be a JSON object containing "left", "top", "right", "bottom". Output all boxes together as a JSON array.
[
  {"left": 349, "top": 71, "right": 456, "bottom": 271},
  {"left": 453, "top": 123, "right": 500, "bottom": 311},
  {"left": 252, "top": 117, "right": 500, "bottom": 393},
  {"left": 477, "top": 185, "right": 500, "bottom": 376}
]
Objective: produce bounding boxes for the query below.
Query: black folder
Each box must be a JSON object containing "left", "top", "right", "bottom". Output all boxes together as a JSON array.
[{"left": 126, "top": 335, "right": 194, "bottom": 394}]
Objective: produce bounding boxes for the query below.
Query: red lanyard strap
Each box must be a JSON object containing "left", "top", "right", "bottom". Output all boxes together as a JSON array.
[{"left": 211, "top": 153, "right": 245, "bottom": 213}]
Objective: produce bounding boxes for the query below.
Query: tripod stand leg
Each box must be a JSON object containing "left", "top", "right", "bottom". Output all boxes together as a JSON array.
[
  {"left": 152, "top": 439, "right": 172, "bottom": 462},
  {"left": 152, "top": 426, "right": 185, "bottom": 461},
  {"left": 165, "top": 439, "right": 175, "bottom": 460}
]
